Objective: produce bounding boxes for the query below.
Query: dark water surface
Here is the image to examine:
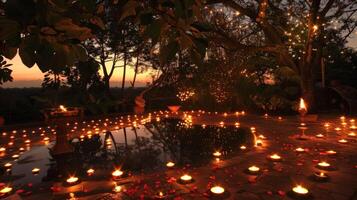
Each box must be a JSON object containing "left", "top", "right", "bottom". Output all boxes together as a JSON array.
[{"left": 1, "top": 119, "right": 253, "bottom": 189}]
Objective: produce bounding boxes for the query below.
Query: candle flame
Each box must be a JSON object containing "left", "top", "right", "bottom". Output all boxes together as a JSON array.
[
  {"left": 299, "top": 98, "right": 307, "bottom": 111},
  {"left": 59, "top": 105, "right": 67, "bottom": 112}
]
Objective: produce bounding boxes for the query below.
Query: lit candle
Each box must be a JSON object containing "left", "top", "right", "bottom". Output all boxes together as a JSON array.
[
  {"left": 0, "top": 186, "right": 13, "bottom": 195},
  {"left": 335, "top": 127, "right": 342, "bottom": 131},
  {"left": 348, "top": 132, "right": 356, "bottom": 137},
  {"left": 295, "top": 147, "right": 305, "bottom": 153},
  {"left": 338, "top": 139, "right": 348, "bottom": 144},
  {"left": 166, "top": 162, "right": 175, "bottom": 168},
  {"left": 240, "top": 145, "right": 247, "bottom": 150},
  {"left": 32, "top": 168, "right": 40, "bottom": 174},
  {"left": 268, "top": 154, "right": 282, "bottom": 161},
  {"left": 316, "top": 134, "right": 324, "bottom": 138},
  {"left": 292, "top": 185, "right": 309, "bottom": 196},
  {"left": 87, "top": 168, "right": 95, "bottom": 176},
  {"left": 12, "top": 154, "right": 19, "bottom": 159},
  {"left": 314, "top": 171, "right": 329, "bottom": 181},
  {"left": 213, "top": 151, "right": 222, "bottom": 157},
  {"left": 210, "top": 186, "right": 225, "bottom": 196},
  {"left": 326, "top": 150, "right": 337, "bottom": 155},
  {"left": 317, "top": 161, "right": 331, "bottom": 169},
  {"left": 255, "top": 139, "right": 263, "bottom": 146},
  {"left": 179, "top": 174, "right": 193, "bottom": 184},
  {"left": 0, "top": 147, "right": 5, "bottom": 152},
  {"left": 112, "top": 169, "right": 123, "bottom": 180},
  {"left": 4, "top": 163, "right": 12, "bottom": 169},
  {"left": 247, "top": 165, "right": 260, "bottom": 175},
  {"left": 66, "top": 176, "right": 79, "bottom": 185},
  {"left": 298, "top": 98, "right": 307, "bottom": 117},
  {"left": 113, "top": 185, "right": 122, "bottom": 193}
]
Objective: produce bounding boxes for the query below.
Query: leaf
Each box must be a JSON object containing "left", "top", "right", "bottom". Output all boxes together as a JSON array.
[
  {"left": 19, "top": 47, "right": 35, "bottom": 68},
  {"left": 144, "top": 20, "right": 161, "bottom": 44},
  {"left": 0, "top": 17, "right": 21, "bottom": 41},
  {"left": 54, "top": 18, "right": 92, "bottom": 41},
  {"left": 120, "top": 0, "right": 138, "bottom": 21},
  {"left": 160, "top": 40, "right": 179, "bottom": 65},
  {"left": 2, "top": 47, "right": 17, "bottom": 60}
]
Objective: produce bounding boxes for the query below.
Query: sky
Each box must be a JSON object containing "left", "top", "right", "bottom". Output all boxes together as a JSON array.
[
  {"left": 2, "top": 53, "right": 154, "bottom": 88},
  {"left": 2, "top": 33, "right": 357, "bottom": 88}
]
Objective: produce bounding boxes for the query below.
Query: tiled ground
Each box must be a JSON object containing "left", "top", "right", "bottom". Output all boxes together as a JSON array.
[{"left": 1, "top": 112, "right": 356, "bottom": 200}]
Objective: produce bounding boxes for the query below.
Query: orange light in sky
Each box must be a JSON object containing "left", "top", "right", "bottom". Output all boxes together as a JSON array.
[{"left": 3, "top": 53, "right": 154, "bottom": 88}]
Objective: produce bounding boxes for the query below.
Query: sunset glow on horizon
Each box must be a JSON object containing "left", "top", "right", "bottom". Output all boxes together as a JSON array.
[{"left": 3, "top": 53, "right": 155, "bottom": 88}]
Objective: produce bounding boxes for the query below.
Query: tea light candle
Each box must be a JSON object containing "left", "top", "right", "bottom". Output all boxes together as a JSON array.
[
  {"left": 213, "top": 151, "right": 222, "bottom": 157},
  {"left": 326, "top": 150, "right": 337, "bottom": 155},
  {"left": 166, "top": 162, "right": 175, "bottom": 168},
  {"left": 112, "top": 169, "right": 123, "bottom": 180},
  {"left": 32, "top": 168, "right": 40, "bottom": 174},
  {"left": 12, "top": 154, "right": 19, "bottom": 159},
  {"left": 0, "top": 147, "right": 5, "bottom": 152},
  {"left": 314, "top": 171, "right": 329, "bottom": 181},
  {"left": 240, "top": 145, "right": 247, "bottom": 150},
  {"left": 113, "top": 185, "right": 122, "bottom": 193},
  {"left": 0, "top": 186, "right": 13, "bottom": 195},
  {"left": 338, "top": 139, "right": 348, "bottom": 144},
  {"left": 316, "top": 134, "right": 324, "bottom": 138},
  {"left": 295, "top": 147, "right": 305, "bottom": 153},
  {"left": 210, "top": 186, "right": 225, "bottom": 196},
  {"left": 317, "top": 161, "right": 331, "bottom": 169},
  {"left": 255, "top": 139, "right": 263, "bottom": 146},
  {"left": 179, "top": 174, "right": 193, "bottom": 184},
  {"left": 348, "top": 132, "right": 356, "bottom": 137},
  {"left": 4, "top": 163, "right": 12, "bottom": 169},
  {"left": 247, "top": 165, "right": 260, "bottom": 174},
  {"left": 268, "top": 154, "right": 282, "bottom": 161},
  {"left": 87, "top": 168, "right": 95, "bottom": 176},
  {"left": 66, "top": 176, "right": 79, "bottom": 185},
  {"left": 292, "top": 185, "right": 309, "bottom": 196}
]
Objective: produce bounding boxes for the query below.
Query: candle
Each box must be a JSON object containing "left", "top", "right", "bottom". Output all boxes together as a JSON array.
[
  {"left": 179, "top": 174, "right": 193, "bottom": 184},
  {"left": 348, "top": 132, "right": 356, "bottom": 137},
  {"left": 32, "top": 168, "right": 40, "bottom": 174},
  {"left": 166, "top": 162, "right": 175, "bottom": 168},
  {"left": 4, "top": 163, "right": 12, "bottom": 169},
  {"left": 298, "top": 98, "right": 307, "bottom": 116},
  {"left": 0, "top": 187, "right": 13, "bottom": 195},
  {"left": 66, "top": 176, "right": 79, "bottom": 185},
  {"left": 240, "top": 145, "right": 247, "bottom": 150},
  {"left": 338, "top": 139, "right": 348, "bottom": 144},
  {"left": 292, "top": 185, "right": 309, "bottom": 196},
  {"left": 12, "top": 154, "right": 19, "bottom": 159},
  {"left": 247, "top": 165, "right": 260, "bottom": 175},
  {"left": 113, "top": 185, "right": 122, "bottom": 193},
  {"left": 210, "top": 186, "right": 225, "bottom": 196},
  {"left": 315, "top": 134, "right": 324, "bottom": 138},
  {"left": 112, "top": 169, "right": 124, "bottom": 180},
  {"left": 314, "top": 171, "right": 329, "bottom": 181},
  {"left": 268, "top": 154, "right": 282, "bottom": 161},
  {"left": 295, "top": 147, "right": 305, "bottom": 153},
  {"left": 213, "top": 151, "right": 222, "bottom": 157},
  {"left": 87, "top": 168, "right": 95, "bottom": 176},
  {"left": 0, "top": 147, "right": 5, "bottom": 152},
  {"left": 255, "top": 139, "right": 263, "bottom": 146},
  {"left": 326, "top": 150, "right": 337, "bottom": 155},
  {"left": 317, "top": 161, "right": 331, "bottom": 169}
]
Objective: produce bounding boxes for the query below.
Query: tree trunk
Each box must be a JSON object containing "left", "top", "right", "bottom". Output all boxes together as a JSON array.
[
  {"left": 121, "top": 52, "right": 127, "bottom": 94},
  {"left": 300, "top": 64, "right": 315, "bottom": 112}
]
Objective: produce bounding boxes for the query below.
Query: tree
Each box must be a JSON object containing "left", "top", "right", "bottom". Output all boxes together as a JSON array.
[
  {"left": 0, "top": 0, "right": 104, "bottom": 72},
  {"left": 206, "top": 0, "right": 357, "bottom": 109},
  {"left": 0, "top": 55, "right": 12, "bottom": 85}
]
